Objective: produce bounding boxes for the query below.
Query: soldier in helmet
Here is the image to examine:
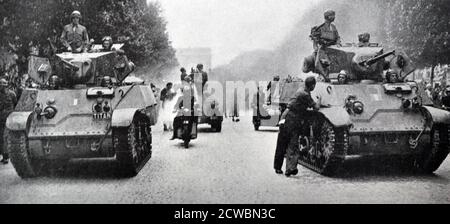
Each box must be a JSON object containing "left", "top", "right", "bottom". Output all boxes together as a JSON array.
[
  {"left": 196, "top": 64, "right": 209, "bottom": 90},
  {"left": 101, "top": 76, "right": 112, "bottom": 88},
  {"left": 61, "top": 10, "right": 89, "bottom": 53},
  {"left": 101, "top": 36, "right": 114, "bottom": 52},
  {"left": 308, "top": 10, "right": 341, "bottom": 80},
  {"left": 48, "top": 75, "right": 61, "bottom": 90},
  {"left": 358, "top": 33, "right": 371, "bottom": 47},
  {"left": 180, "top": 67, "right": 189, "bottom": 83},
  {"left": 311, "top": 10, "right": 341, "bottom": 50},
  {"left": 274, "top": 76, "right": 320, "bottom": 176},
  {"left": 337, "top": 70, "right": 348, "bottom": 84},
  {"left": 170, "top": 76, "right": 198, "bottom": 140},
  {"left": 0, "top": 78, "right": 17, "bottom": 164},
  {"left": 386, "top": 69, "right": 400, "bottom": 83}
]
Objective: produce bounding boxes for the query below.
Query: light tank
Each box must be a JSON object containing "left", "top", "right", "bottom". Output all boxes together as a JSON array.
[
  {"left": 296, "top": 42, "right": 450, "bottom": 176},
  {"left": 5, "top": 47, "right": 158, "bottom": 178}
]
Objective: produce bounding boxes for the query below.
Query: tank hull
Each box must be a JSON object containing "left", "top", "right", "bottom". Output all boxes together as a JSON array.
[
  {"left": 290, "top": 81, "right": 450, "bottom": 176},
  {"left": 6, "top": 85, "right": 158, "bottom": 178}
]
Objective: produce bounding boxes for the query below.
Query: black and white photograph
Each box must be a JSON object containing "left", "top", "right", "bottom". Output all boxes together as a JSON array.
[{"left": 1, "top": 0, "right": 450, "bottom": 208}]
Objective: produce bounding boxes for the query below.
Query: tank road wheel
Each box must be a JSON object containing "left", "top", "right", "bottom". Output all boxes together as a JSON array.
[
  {"left": 114, "top": 114, "right": 152, "bottom": 177},
  {"left": 6, "top": 130, "right": 44, "bottom": 178},
  {"left": 416, "top": 124, "right": 450, "bottom": 173},
  {"left": 298, "top": 116, "right": 349, "bottom": 176}
]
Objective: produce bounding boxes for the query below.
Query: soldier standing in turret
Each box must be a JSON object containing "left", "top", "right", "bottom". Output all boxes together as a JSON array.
[
  {"left": 0, "top": 78, "right": 17, "bottom": 164},
  {"left": 308, "top": 10, "right": 341, "bottom": 80},
  {"left": 358, "top": 33, "right": 371, "bottom": 47},
  {"left": 311, "top": 10, "right": 341, "bottom": 50},
  {"left": 61, "top": 11, "right": 89, "bottom": 53}
]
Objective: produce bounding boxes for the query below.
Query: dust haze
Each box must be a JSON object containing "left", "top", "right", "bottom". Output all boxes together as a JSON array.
[
  {"left": 211, "top": 0, "right": 388, "bottom": 82},
  {"left": 155, "top": 0, "right": 321, "bottom": 67}
]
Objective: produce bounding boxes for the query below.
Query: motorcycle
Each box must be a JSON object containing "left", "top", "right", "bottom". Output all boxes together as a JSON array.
[{"left": 174, "top": 107, "right": 198, "bottom": 148}]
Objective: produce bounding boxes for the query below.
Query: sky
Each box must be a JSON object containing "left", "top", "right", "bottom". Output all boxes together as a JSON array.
[{"left": 152, "top": 0, "right": 320, "bottom": 67}]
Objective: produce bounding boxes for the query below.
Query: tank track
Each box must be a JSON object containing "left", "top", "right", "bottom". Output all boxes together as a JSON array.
[
  {"left": 298, "top": 118, "right": 349, "bottom": 176},
  {"left": 114, "top": 114, "right": 152, "bottom": 177},
  {"left": 6, "top": 130, "right": 39, "bottom": 178},
  {"left": 416, "top": 124, "right": 450, "bottom": 173}
]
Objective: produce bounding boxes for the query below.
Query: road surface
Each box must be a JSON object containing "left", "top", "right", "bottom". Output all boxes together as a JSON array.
[{"left": 1, "top": 116, "right": 450, "bottom": 204}]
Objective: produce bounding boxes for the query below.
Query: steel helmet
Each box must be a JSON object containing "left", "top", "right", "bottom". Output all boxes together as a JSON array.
[
  {"left": 324, "top": 10, "right": 336, "bottom": 20},
  {"left": 305, "top": 76, "right": 317, "bottom": 89},
  {"left": 71, "top": 11, "right": 82, "bottom": 19},
  {"left": 102, "top": 36, "right": 113, "bottom": 44}
]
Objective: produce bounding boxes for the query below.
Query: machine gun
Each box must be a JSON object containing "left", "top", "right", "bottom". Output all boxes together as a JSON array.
[{"left": 359, "top": 50, "right": 396, "bottom": 67}]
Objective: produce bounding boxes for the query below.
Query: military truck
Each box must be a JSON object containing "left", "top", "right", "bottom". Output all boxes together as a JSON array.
[
  {"left": 252, "top": 77, "right": 302, "bottom": 131},
  {"left": 5, "top": 47, "right": 158, "bottom": 178},
  {"left": 296, "top": 42, "right": 450, "bottom": 176},
  {"left": 192, "top": 70, "right": 223, "bottom": 132}
]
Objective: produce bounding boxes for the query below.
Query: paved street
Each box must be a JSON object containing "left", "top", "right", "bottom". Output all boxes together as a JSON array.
[{"left": 1, "top": 115, "right": 450, "bottom": 204}]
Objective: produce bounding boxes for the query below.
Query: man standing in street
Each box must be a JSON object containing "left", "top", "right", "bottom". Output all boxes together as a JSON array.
[
  {"left": 61, "top": 11, "right": 89, "bottom": 53},
  {"left": 160, "top": 82, "right": 176, "bottom": 131},
  {"left": 196, "top": 64, "right": 209, "bottom": 90},
  {"left": 180, "top": 68, "right": 189, "bottom": 82},
  {"left": 274, "top": 77, "right": 319, "bottom": 176},
  {"left": 0, "top": 78, "right": 17, "bottom": 164}
]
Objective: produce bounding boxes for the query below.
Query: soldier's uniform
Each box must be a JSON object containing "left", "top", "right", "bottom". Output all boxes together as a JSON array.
[
  {"left": 312, "top": 23, "right": 341, "bottom": 51},
  {"left": 0, "top": 86, "right": 17, "bottom": 163},
  {"left": 61, "top": 23, "right": 89, "bottom": 52},
  {"left": 358, "top": 33, "right": 371, "bottom": 47},
  {"left": 309, "top": 10, "right": 341, "bottom": 79},
  {"left": 171, "top": 82, "right": 198, "bottom": 140},
  {"left": 274, "top": 88, "right": 317, "bottom": 173}
]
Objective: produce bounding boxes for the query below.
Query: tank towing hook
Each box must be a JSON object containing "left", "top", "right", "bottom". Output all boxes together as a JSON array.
[{"left": 409, "top": 123, "right": 429, "bottom": 149}]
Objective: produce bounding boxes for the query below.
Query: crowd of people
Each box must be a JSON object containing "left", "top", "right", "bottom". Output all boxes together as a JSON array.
[{"left": 425, "top": 82, "right": 450, "bottom": 109}]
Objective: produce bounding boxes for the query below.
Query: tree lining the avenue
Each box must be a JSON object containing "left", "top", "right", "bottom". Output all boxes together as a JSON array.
[
  {"left": 212, "top": 0, "right": 450, "bottom": 82},
  {"left": 384, "top": 0, "right": 450, "bottom": 82},
  {"left": 0, "top": 0, "right": 177, "bottom": 79}
]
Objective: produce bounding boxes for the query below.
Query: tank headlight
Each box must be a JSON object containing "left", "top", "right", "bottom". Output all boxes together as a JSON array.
[
  {"left": 353, "top": 101, "right": 364, "bottom": 114},
  {"left": 43, "top": 106, "right": 57, "bottom": 119},
  {"left": 103, "top": 102, "right": 111, "bottom": 113},
  {"left": 402, "top": 98, "right": 411, "bottom": 109},
  {"left": 94, "top": 103, "right": 103, "bottom": 113}
]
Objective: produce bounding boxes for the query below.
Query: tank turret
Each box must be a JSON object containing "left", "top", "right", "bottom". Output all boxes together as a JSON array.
[
  {"left": 304, "top": 43, "right": 415, "bottom": 83},
  {"left": 28, "top": 48, "right": 134, "bottom": 89}
]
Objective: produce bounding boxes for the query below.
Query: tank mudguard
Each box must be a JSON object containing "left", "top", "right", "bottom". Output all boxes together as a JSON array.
[
  {"left": 5, "top": 112, "right": 33, "bottom": 131},
  {"left": 423, "top": 106, "right": 450, "bottom": 125},
  {"left": 111, "top": 108, "right": 140, "bottom": 128},
  {"left": 319, "top": 107, "right": 352, "bottom": 128}
]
